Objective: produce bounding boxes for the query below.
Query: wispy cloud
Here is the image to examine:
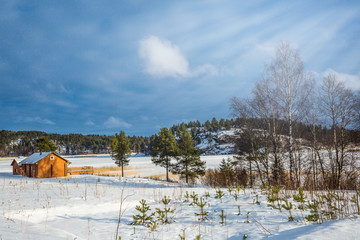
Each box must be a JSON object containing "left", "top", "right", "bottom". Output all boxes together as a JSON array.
[
  {"left": 85, "top": 120, "right": 95, "bottom": 126},
  {"left": 18, "top": 117, "right": 55, "bottom": 125},
  {"left": 55, "top": 100, "right": 78, "bottom": 108},
  {"left": 323, "top": 69, "right": 360, "bottom": 90},
  {"left": 103, "top": 116, "right": 132, "bottom": 129}
]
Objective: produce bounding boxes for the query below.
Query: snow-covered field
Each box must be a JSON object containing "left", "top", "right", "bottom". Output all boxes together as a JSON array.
[{"left": 0, "top": 155, "right": 359, "bottom": 239}]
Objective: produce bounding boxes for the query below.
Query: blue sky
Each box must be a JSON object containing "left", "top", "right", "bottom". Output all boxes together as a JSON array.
[{"left": 1, "top": 0, "right": 359, "bottom": 136}]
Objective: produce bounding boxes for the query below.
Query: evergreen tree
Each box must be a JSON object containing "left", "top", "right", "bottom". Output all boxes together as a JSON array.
[
  {"left": 36, "top": 136, "right": 57, "bottom": 153},
  {"left": 225, "top": 120, "right": 231, "bottom": 130},
  {"left": 204, "top": 120, "right": 212, "bottom": 132},
  {"left": 211, "top": 117, "right": 220, "bottom": 132},
  {"left": 151, "top": 128, "right": 178, "bottom": 182},
  {"left": 219, "top": 118, "right": 225, "bottom": 129},
  {"left": 172, "top": 127, "right": 205, "bottom": 184},
  {"left": 111, "top": 131, "right": 131, "bottom": 177}
]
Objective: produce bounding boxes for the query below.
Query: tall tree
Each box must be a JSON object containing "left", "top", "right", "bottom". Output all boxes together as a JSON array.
[
  {"left": 172, "top": 127, "right": 205, "bottom": 184},
  {"left": 151, "top": 128, "right": 178, "bottom": 182},
  {"left": 111, "top": 131, "right": 131, "bottom": 177},
  {"left": 264, "top": 42, "right": 313, "bottom": 187},
  {"left": 319, "top": 73, "right": 356, "bottom": 188}
]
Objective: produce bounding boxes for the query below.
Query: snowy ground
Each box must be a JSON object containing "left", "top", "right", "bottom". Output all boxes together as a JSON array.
[{"left": 0, "top": 155, "right": 359, "bottom": 240}]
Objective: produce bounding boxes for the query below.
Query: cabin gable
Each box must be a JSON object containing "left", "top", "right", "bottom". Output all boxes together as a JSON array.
[
  {"left": 35, "top": 153, "right": 69, "bottom": 178},
  {"left": 11, "top": 160, "right": 24, "bottom": 175}
]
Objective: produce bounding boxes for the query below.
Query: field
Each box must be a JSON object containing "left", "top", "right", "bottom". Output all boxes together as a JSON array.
[{"left": 0, "top": 155, "right": 359, "bottom": 240}]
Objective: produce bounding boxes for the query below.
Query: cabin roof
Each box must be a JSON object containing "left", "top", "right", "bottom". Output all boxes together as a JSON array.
[
  {"left": 19, "top": 152, "right": 70, "bottom": 165},
  {"left": 10, "top": 159, "right": 18, "bottom": 166}
]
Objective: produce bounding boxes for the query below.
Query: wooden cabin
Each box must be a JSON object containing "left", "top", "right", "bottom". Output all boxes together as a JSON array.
[
  {"left": 12, "top": 152, "right": 71, "bottom": 178},
  {"left": 11, "top": 159, "right": 24, "bottom": 175}
]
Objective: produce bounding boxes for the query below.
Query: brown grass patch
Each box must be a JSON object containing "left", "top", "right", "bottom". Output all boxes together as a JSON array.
[
  {"left": 93, "top": 166, "right": 140, "bottom": 174},
  {"left": 93, "top": 166, "right": 148, "bottom": 177},
  {"left": 147, "top": 173, "right": 179, "bottom": 181}
]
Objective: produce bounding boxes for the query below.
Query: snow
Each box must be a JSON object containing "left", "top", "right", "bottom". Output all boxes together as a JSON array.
[
  {"left": 0, "top": 155, "right": 359, "bottom": 239},
  {"left": 18, "top": 152, "right": 53, "bottom": 165}
]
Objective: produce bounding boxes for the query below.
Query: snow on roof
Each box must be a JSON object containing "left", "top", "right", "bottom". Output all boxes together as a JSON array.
[{"left": 19, "top": 152, "right": 53, "bottom": 165}]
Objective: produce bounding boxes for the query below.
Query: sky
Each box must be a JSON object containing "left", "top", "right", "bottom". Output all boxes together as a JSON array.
[{"left": 1, "top": 0, "right": 359, "bottom": 136}]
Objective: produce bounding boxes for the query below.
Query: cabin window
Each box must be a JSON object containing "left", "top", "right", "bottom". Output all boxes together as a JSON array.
[{"left": 50, "top": 156, "right": 54, "bottom": 160}]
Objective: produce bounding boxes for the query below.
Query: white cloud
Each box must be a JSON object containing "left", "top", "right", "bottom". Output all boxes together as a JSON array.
[
  {"left": 323, "top": 69, "right": 360, "bottom": 90},
  {"left": 139, "top": 35, "right": 219, "bottom": 79},
  {"left": 139, "top": 35, "right": 189, "bottom": 78},
  {"left": 19, "top": 117, "right": 55, "bottom": 125},
  {"left": 103, "top": 116, "right": 132, "bottom": 129},
  {"left": 85, "top": 120, "right": 95, "bottom": 126},
  {"left": 55, "top": 100, "right": 77, "bottom": 108}
]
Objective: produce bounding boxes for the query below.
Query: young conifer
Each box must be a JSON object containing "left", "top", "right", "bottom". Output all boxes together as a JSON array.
[{"left": 151, "top": 128, "right": 178, "bottom": 182}]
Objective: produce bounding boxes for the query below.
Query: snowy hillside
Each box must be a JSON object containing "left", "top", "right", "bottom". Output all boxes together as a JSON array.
[{"left": 195, "top": 129, "right": 237, "bottom": 155}]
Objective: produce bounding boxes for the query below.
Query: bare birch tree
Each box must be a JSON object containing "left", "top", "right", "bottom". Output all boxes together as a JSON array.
[
  {"left": 319, "top": 73, "right": 357, "bottom": 188},
  {"left": 265, "top": 42, "right": 313, "bottom": 188}
]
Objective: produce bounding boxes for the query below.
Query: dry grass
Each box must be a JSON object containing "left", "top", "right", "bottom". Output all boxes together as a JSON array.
[
  {"left": 147, "top": 173, "right": 179, "bottom": 181},
  {"left": 93, "top": 166, "right": 149, "bottom": 177},
  {"left": 93, "top": 166, "right": 139, "bottom": 174}
]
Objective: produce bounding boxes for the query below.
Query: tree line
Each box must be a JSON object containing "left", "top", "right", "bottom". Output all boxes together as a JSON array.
[{"left": 0, "top": 118, "right": 238, "bottom": 157}]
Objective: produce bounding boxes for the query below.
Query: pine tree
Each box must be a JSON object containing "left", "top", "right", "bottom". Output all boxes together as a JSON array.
[
  {"left": 172, "top": 126, "right": 205, "bottom": 184},
  {"left": 111, "top": 131, "right": 131, "bottom": 177},
  {"left": 151, "top": 128, "right": 178, "bottom": 182},
  {"left": 211, "top": 117, "right": 220, "bottom": 132},
  {"left": 204, "top": 120, "right": 212, "bottom": 132},
  {"left": 36, "top": 136, "right": 57, "bottom": 153}
]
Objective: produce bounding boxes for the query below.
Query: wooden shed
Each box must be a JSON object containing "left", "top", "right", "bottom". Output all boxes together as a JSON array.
[
  {"left": 11, "top": 159, "right": 24, "bottom": 175},
  {"left": 13, "top": 152, "right": 71, "bottom": 178}
]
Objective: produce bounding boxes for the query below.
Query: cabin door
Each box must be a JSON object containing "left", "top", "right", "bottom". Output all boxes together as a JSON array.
[{"left": 31, "top": 165, "right": 36, "bottom": 177}]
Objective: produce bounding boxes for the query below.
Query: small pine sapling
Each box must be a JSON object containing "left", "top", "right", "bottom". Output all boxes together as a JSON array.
[
  {"left": 215, "top": 188, "right": 225, "bottom": 202},
  {"left": 253, "top": 194, "right": 260, "bottom": 205},
  {"left": 179, "top": 229, "right": 185, "bottom": 240},
  {"left": 237, "top": 205, "right": 241, "bottom": 215},
  {"left": 293, "top": 187, "right": 306, "bottom": 210},
  {"left": 131, "top": 199, "right": 154, "bottom": 227},
  {"left": 244, "top": 212, "right": 250, "bottom": 223},
  {"left": 190, "top": 191, "right": 199, "bottom": 206},
  {"left": 228, "top": 186, "right": 234, "bottom": 195},
  {"left": 156, "top": 196, "right": 175, "bottom": 224},
  {"left": 306, "top": 199, "right": 320, "bottom": 222},
  {"left": 204, "top": 191, "right": 210, "bottom": 199},
  {"left": 236, "top": 185, "right": 241, "bottom": 195},
  {"left": 183, "top": 191, "right": 190, "bottom": 202},
  {"left": 234, "top": 192, "right": 238, "bottom": 201},
  {"left": 219, "top": 209, "right": 226, "bottom": 225},
  {"left": 282, "top": 199, "right": 294, "bottom": 221},
  {"left": 148, "top": 221, "right": 158, "bottom": 232},
  {"left": 323, "top": 190, "right": 338, "bottom": 220},
  {"left": 195, "top": 197, "right": 209, "bottom": 221},
  {"left": 267, "top": 185, "right": 281, "bottom": 211}
]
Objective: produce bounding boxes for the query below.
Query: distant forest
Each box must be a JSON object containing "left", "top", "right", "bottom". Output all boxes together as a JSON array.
[
  {"left": 1, "top": 117, "right": 359, "bottom": 157},
  {"left": 0, "top": 118, "right": 232, "bottom": 157}
]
